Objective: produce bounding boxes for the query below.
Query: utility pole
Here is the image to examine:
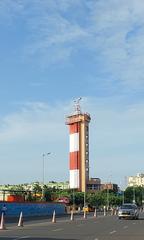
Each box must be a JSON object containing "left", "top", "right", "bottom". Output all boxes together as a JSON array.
[
  {"left": 42, "top": 152, "right": 51, "bottom": 200},
  {"left": 133, "top": 186, "right": 136, "bottom": 204},
  {"left": 107, "top": 187, "right": 109, "bottom": 210}
]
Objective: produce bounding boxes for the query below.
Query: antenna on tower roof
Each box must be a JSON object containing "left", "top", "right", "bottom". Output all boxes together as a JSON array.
[{"left": 73, "top": 97, "right": 82, "bottom": 114}]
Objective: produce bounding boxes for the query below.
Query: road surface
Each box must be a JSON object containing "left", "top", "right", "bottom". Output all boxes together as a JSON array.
[{"left": 0, "top": 212, "right": 144, "bottom": 239}]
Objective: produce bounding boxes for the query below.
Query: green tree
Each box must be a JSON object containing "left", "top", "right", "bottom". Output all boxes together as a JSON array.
[
  {"left": 43, "top": 186, "right": 53, "bottom": 202},
  {"left": 86, "top": 191, "right": 122, "bottom": 208},
  {"left": 72, "top": 192, "right": 84, "bottom": 205},
  {"left": 9, "top": 185, "right": 24, "bottom": 195},
  {"left": 32, "top": 183, "right": 42, "bottom": 193},
  {"left": 124, "top": 186, "right": 144, "bottom": 206}
]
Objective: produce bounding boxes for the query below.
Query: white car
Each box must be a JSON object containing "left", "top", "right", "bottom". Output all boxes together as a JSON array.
[{"left": 118, "top": 203, "right": 139, "bottom": 220}]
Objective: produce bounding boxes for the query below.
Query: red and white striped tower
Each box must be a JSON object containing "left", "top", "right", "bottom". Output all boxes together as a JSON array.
[
  {"left": 66, "top": 98, "right": 91, "bottom": 192},
  {"left": 69, "top": 120, "right": 80, "bottom": 189}
]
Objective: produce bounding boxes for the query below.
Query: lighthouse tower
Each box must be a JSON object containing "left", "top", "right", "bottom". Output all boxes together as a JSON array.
[{"left": 65, "top": 98, "right": 91, "bottom": 192}]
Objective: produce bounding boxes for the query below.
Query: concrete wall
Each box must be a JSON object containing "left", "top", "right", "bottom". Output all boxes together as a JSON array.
[{"left": 0, "top": 202, "right": 66, "bottom": 217}]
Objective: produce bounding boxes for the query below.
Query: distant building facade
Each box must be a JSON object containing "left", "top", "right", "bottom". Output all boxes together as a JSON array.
[
  {"left": 46, "top": 181, "right": 69, "bottom": 190},
  {"left": 101, "top": 183, "right": 118, "bottom": 193},
  {"left": 87, "top": 178, "right": 101, "bottom": 192},
  {"left": 128, "top": 173, "right": 144, "bottom": 187}
]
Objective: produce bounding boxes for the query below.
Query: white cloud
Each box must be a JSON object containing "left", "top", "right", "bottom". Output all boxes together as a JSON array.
[
  {"left": 24, "top": 12, "right": 88, "bottom": 64},
  {"left": 0, "top": 0, "right": 24, "bottom": 24},
  {"left": 0, "top": 101, "right": 67, "bottom": 142},
  {"left": 81, "top": 97, "right": 144, "bottom": 183},
  {"left": 86, "top": 0, "right": 144, "bottom": 88},
  {"left": 0, "top": 101, "right": 70, "bottom": 184},
  {"left": 1, "top": 0, "right": 144, "bottom": 89}
]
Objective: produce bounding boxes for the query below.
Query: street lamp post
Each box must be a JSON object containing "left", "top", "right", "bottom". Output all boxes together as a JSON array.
[
  {"left": 83, "top": 180, "right": 87, "bottom": 209},
  {"left": 123, "top": 190, "right": 125, "bottom": 204},
  {"left": 107, "top": 187, "right": 109, "bottom": 210},
  {"left": 142, "top": 188, "right": 144, "bottom": 210},
  {"left": 133, "top": 186, "right": 136, "bottom": 204},
  {"left": 72, "top": 189, "right": 75, "bottom": 210},
  {"left": 106, "top": 175, "right": 111, "bottom": 211},
  {"left": 42, "top": 152, "right": 51, "bottom": 200},
  {"left": 84, "top": 191, "right": 86, "bottom": 208}
]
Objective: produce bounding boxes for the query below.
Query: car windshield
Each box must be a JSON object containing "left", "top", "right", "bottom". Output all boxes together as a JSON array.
[{"left": 120, "top": 204, "right": 136, "bottom": 209}]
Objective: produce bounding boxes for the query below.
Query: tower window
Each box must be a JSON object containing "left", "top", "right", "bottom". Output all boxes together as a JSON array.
[{"left": 86, "top": 126, "right": 88, "bottom": 131}]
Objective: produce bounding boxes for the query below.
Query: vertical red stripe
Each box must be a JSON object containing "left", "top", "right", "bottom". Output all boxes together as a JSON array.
[
  {"left": 69, "top": 152, "right": 80, "bottom": 170},
  {"left": 69, "top": 123, "right": 79, "bottom": 134}
]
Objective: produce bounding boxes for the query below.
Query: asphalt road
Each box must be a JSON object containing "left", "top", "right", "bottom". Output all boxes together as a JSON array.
[{"left": 0, "top": 212, "right": 144, "bottom": 240}]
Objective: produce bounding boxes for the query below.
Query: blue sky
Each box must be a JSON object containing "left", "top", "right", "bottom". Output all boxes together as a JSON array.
[{"left": 0, "top": 0, "right": 144, "bottom": 188}]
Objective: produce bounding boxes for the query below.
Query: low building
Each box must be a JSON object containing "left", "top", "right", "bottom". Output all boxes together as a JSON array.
[
  {"left": 101, "top": 183, "right": 118, "bottom": 193},
  {"left": 46, "top": 181, "right": 70, "bottom": 190},
  {"left": 87, "top": 178, "right": 101, "bottom": 192}
]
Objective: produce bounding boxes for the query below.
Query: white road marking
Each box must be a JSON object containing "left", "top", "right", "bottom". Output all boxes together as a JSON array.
[
  {"left": 110, "top": 230, "right": 116, "bottom": 234},
  {"left": 13, "top": 237, "right": 30, "bottom": 240},
  {"left": 52, "top": 228, "right": 63, "bottom": 232},
  {"left": 123, "top": 225, "right": 128, "bottom": 229},
  {"left": 77, "top": 224, "right": 82, "bottom": 227}
]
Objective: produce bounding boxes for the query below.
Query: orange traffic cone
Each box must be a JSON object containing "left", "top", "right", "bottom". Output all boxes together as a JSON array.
[
  {"left": 18, "top": 211, "right": 23, "bottom": 227},
  {"left": 52, "top": 210, "right": 56, "bottom": 223},
  {"left": 94, "top": 208, "right": 97, "bottom": 218},
  {"left": 0, "top": 213, "right": 6, "bottom": 230},
  {"left": 70, "top": 210, "right": 74, "bottom": 221}
]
